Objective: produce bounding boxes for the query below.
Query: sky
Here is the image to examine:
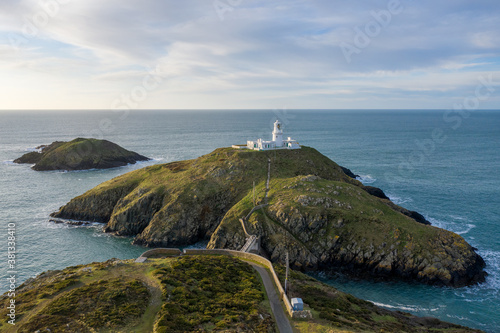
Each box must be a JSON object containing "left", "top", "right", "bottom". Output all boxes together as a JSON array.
[{"left": 0, "top": 0, "right": 499, "bottom": 110}]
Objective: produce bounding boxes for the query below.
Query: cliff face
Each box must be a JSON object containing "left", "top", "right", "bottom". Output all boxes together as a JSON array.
[
  {"left": 53, "top": 147, "right": 357, "bottom": 245},
  {"left": 14, "top": 138, "right": 149, "bottom": 171},
  {"left": 51, "top": 147, "right": 486, "bottom": 287}
]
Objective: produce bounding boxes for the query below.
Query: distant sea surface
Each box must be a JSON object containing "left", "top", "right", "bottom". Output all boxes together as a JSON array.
[{"left": 1, "top": 110, "right": 499, "bottom": 332}]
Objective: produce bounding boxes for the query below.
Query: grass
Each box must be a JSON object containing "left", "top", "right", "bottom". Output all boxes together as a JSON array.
[
  {"left": 152, "top": 256, "right": 275, "bottom": 332},
  {"left": 52, "top": 146, "right": 355, "bottom": 227},
  {"left": 23, "top": 138, "right": 148, "bottom": 171},
  {"left": 52, "top": 145, "right": 482, "bottom": 286},
  {"left": 211, "top": 174, "right": 447, "bottom": 270},
  {"left": 273, "top": 265, "right": 482, "bottom": 333},
  {"left": 0, "top": 256, "right": 278, "bottom": 332},
  {"left": 21, "top": 278, "right": 150, "bottom": 331},
  {"left": 372, "top": 314, "right": 399, "bottom": 323},
  {"left": 0, "top": 255, "right": 483, "bottom": 333}
]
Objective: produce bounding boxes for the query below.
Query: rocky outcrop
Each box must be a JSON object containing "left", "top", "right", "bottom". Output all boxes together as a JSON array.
[
  {"left": 342, "top": 168, "right": 431, "bottom": 225},
  {"left": 340, "top": 166, "right": 359, "bottom": 179},
  {"left": 52, "top": 147, "right": 357, "bottom": 244},
  {"left": 208, "top": 175, "right": 485, "bottom": 287},
  {"left": 364, "top": 185, "right": 390, "bottom": 200},
  {"left": 52, "top": 146, "right": 486, "bottom": 287},
  {"left": 14, "top": 138, "right": 149, "bottom": 171}
]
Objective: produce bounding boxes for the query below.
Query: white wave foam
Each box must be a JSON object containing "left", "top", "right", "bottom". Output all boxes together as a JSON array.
[
  {"left": 427, "top": 217, "right": 476, "bottom": 236},
  {"left": 2, "top": 160, "right": 16, "bottom": 165},
  {"left": 356, "top": 174, "right": 376, "bottom": 184},
  {"left": 25, "top": 147, "right": 43, "bottom": 153},
  {"left": 479, "top": 250, "right": 500, "bottom": 289},
  {"left": 455, "top": 224, "right": 476, "bottom": 235},
  {"left": 387, "top": 193, "right": 413, "bottom": 205},
  {"left": 92, "top": 232, "right": 112, "bottom": 238},
  {"left": 47, "top": 219, "right": 104, "bottom": 229},
  {"left": 368, "top": 301, "right": 442, "bottom": 313}
]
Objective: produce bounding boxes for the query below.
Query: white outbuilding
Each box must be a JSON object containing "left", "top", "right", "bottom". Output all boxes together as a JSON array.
[
  {"left": 233, "top": 120, "right": 300, "bottom": 151},
  {"left": 291, "top": 298, "right": 304, "bottom": 311}
]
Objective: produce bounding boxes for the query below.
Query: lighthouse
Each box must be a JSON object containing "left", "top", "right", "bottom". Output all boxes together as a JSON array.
[
  {"left": 232, "top": 119, "right": 301, "bottom": 151},
  {"left": 272, "top": 120, "right": 283, "bottom": 147}
]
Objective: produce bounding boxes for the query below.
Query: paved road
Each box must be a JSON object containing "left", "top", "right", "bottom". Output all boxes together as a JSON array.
[{"left": 249, "top": 263, "right": 293, "bottom": 333}]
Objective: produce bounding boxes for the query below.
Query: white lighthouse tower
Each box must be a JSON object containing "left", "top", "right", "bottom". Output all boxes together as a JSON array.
[
  {"left": 272, "top": 120, "right": 283, "bottom": 147},
  {"left": 233, "top": 119, "right": 301, "bottom": 151}
]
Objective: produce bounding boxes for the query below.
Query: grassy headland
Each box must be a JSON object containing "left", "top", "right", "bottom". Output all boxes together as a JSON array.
[
  {"left": 14, "top": 138, "right": 149, "bottom": 171},
  {"left": 0, "top": 256, "right": 483, "bottom": 332},
  {"left": 51, "top": 147, "right": 485, "bottom": 287}
]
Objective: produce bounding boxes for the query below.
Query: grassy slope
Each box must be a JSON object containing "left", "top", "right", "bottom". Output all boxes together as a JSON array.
[
  {"left": 0, "top": 256, "right": 275, "bottom": 333},
  {"left": 52, "top": 146, "right": 483, "bottom": 285},
  {"left": 0, "top": 256, "right": 482, "bottom": 333},
  {"left": 17, "top": 138, "right": 149, "bottom": 171},
  {"left": 51, "top": 147, "right": 357, "bottom": 242},
  {"left": 52, "top": 146, "right": 360, "bottom": 228},
  {"left": 209, "top": 174, "right": 481, "bottom": 286},
  {"left": 275, "top": 266, "right": 483, "bottom": 333},
  {"left": 153, "top": 256, "right": 275, "bottom": 332},
  {"left": 267, "top": 176, "right": 438, "bottom": 257}
]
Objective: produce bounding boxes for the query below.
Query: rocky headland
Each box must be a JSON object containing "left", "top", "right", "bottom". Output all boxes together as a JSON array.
[
  {"left": 14, "top": 138, "right": 149, "bottom": 171},
  {"left": 51, "top": 146, "right": 486, "bottom": 287}
]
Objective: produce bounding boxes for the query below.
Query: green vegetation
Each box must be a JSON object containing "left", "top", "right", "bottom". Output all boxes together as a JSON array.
[
  {"left": 268, "top": 175, "right": 436, "bottom": 252},
  {"left": 0, "top": 256, "right": 276, "bottom": 333},
  {"left": 14, "top": 138, "right": 149, "bottom": 171},
  {"left": 0, "top": 254, "right": 483, "bottom": 333},
  {"left": 210, "top": 174, "right": 482, "bottom": 286},
  {"left": 20, "top": 278, "right": 149, "bottom": 332},
  {"left": 0, "top": 259, "right": 153, "bottom": 333},
  {"left": 274, "top": 265, "right": 483, "bottom": 333},
  {"left": 52, "top": 146, "right": 485, "bottom": 287},
  {"left": 153, "top": 256, "right": 275, "bottom": 332}
]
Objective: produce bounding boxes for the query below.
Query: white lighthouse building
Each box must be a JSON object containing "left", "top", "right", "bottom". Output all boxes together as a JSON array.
[{"left": 233, "top": 120, "right": 300, "bottom": 151}]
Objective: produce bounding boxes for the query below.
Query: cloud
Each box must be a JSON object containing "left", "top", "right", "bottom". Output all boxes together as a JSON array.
[{"left": 0, "top": 0, "right": 499, "bottom": 109}]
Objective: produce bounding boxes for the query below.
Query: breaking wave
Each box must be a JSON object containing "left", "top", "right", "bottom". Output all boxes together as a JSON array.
[
  {"left": 356, "top": 174, "right": 376, "bottom": 184},
  {"left": 368, "top": 301, "right": 442, "bottom": 313}
]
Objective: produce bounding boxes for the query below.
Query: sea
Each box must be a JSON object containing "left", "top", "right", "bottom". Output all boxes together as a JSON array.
[{"left": 0, "top": 110, "right": 499, "bottom": 332}]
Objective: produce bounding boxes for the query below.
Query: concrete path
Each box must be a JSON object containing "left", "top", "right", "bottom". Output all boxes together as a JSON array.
[{"left": 249, "top": 263, "right": 293, "bottom": 333}]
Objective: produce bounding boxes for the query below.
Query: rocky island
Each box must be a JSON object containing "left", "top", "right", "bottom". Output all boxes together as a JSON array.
[
  {"left": 14, "top": 138, "right": 150, "bottom": 171},
  {"left": 51, "top": 146, "right": 486, "bottom": 287},
  {"left": 0, "top": 256, "right": 484, "bottom": 332}
]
